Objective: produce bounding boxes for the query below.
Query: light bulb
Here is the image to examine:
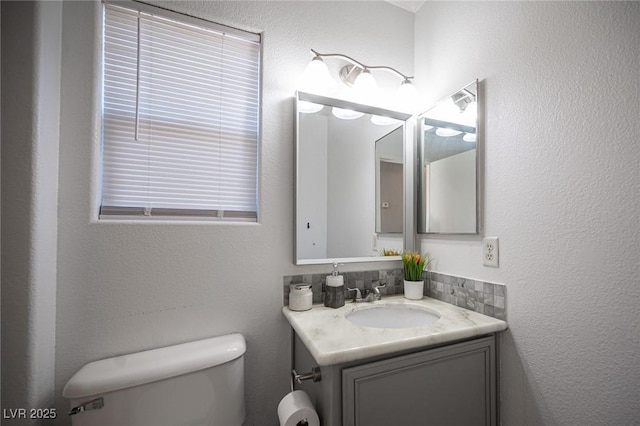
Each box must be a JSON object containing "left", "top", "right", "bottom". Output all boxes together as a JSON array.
[
  {"left": 298, "top": 57, "right": 335, "bottom": 94},
  {"left": 332, "top": 107, "right": 364, "bottom": 120},
  {"left": 298, "top": 101, "right": 324, "bottom": 114},
  {"left": 394, "top": 79, "right": 418, "bottom": 113},
  {"left": 352, "top": 69, "right": 377, "bottom": 104}
]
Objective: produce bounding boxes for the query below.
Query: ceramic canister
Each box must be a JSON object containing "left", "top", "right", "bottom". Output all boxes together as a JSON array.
[{"left": 289, "top": 284, "right": 313, "bottom": 311}]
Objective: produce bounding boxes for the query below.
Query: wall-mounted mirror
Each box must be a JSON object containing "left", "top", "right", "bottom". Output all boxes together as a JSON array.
[
  {"left": 295, "top": 92, "right": 412, "bottom": 265},
  {"left": 417, "top": 80, "right": 479, "bottom": 234}
]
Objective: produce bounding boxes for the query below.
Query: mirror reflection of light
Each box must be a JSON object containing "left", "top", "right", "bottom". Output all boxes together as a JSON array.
[
  {"left": 431, "top": 98, "right": 462, "bottom": 122},
  {"left": 298, "top": 101, "right": 324, "bottom": 114},
  {"left": 332, "top": 107, "right": 364, "bottom": 120},
  {"left": 462, "top": 102, "right": 477, "bottom": 127},
  {"left": 463, "top": 133, "right": 477, "bottom": 142},
  {"left": 435, "top": 127, "right": 462, "bottom": 137},
  {"left": 430, "top": 98, "right": 478, "bottom": 127},
  {"left": 371, "top": 115, "right": 400, "bottom": 126}
]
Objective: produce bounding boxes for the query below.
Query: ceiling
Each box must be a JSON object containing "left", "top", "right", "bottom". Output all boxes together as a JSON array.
[{"left": 384, "top": 1, "right": 425, "bottom": 13}]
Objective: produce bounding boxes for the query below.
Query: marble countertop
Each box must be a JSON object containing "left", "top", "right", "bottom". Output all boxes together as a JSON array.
[{"left": 282, "top": 295, "right": 508, "bottom": 366}]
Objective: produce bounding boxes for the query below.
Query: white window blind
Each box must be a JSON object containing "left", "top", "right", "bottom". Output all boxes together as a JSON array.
[{"left": 101, "top": 2, "right": 260, "bottom": 220}]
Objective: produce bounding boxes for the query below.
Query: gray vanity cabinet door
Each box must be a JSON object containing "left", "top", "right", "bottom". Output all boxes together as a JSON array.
[{"left": 342, "top": 336, "right": 496, "bottom": 426}]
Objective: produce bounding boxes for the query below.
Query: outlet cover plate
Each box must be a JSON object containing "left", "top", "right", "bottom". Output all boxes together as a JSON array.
[{"left": 482, "top": 237, "right": 499, "bottom": 267}]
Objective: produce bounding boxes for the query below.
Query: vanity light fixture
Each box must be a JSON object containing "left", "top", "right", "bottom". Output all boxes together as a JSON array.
[
  {"left": 300, "top": 49, "right": 419, "bottom": 113},
  {"left": 298, "top": 55, "right": 336, "bottom": 94},
  {"left": 395, "top": 79, "right": 418, "bottom": 109}
]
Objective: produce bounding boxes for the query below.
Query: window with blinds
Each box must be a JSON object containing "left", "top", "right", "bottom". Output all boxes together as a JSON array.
[{"left": 100, "top": 2, "right": 260, "bottom": 221}]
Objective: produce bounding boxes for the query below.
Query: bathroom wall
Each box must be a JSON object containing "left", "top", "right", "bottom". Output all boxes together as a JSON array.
[
  {"left": 415, "top": 2, "right": 640, "bottom": 424},
  {"left": 1, "top": 1, "right": 62, "bottom": 418},
  {"left": 11, "top": 2, "right": 637, "bottom": 425},
  {"left": 53, "top": 2, "right": 413, "bottom": 425}
]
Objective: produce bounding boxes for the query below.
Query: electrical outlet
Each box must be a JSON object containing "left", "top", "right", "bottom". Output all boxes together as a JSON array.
[{"left": 482, "top": 237, "right": 499, "bottom": 267}]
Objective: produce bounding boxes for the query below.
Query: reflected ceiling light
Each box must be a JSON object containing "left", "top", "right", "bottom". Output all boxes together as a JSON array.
[
  {"left": 451, "top": 90, "right": 477, "bottom": 127},
  {"left": 298, "top": 101, "right": 324, "bottom": 114},
  {"left": 463, "top": 133, "right": 477, "bottom": 142},
  {"left": 371, "top": 115, "right": 400, "bottom": 126},
  {"left": 431, "top": 95, "right": 478, "bottom": 126},
  {"left": 438, "top": 98, "right": 463, "bottom": 122},
  {"left": 301, "top": 49, "right": 417, "bottom": 109},
  {"left": 435, "top": 127, "right": 462, "bottom": 137},
  {"left": 462, "top": 101, "right": 477, "bottom": 127},
  {"left": 332, "top": 107, "right": 364, "bottom": 120}
]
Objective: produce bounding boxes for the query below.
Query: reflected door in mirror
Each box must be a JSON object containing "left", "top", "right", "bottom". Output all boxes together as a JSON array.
[{"left": 379, "top": 161, "right": 403, "bottom": 233}]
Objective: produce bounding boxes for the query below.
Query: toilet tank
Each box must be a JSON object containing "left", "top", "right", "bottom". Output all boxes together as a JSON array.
[{"left": 63, "top": 333, "right": 246, "bottom": 426}]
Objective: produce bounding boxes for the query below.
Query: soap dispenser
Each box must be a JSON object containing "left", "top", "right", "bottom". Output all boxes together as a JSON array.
[{"left": 324, "top": 262, "right": 345, "bottom": 308}]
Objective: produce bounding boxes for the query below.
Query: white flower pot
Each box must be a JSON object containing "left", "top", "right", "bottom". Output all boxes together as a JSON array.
[{"left": 404, "top": 280, "right": 424, "bottom": 300}]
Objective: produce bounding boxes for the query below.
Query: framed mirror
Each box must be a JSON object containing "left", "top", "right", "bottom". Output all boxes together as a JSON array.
[
  {"left": 295, "top": 91, "right": 412, "bottom": 265},
  {"left": 417, "top": 80, "right": 479, "bottom": 234}
]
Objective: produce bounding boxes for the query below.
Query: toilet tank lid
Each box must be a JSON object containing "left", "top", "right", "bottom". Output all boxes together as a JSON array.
[{"left": 63, "top": 333, "right": 246, "bottom": 399}]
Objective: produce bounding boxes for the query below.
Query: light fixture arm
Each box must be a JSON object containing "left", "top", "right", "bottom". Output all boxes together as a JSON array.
[{"left": 310, "top": 49, "right": 413, "bottom": 82}]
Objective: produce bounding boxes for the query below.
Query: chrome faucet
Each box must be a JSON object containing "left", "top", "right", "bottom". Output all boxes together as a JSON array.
[
  {"left": 347, "top": 283, "right": 386, "bottom": 303},
  {"left": 347, "top": 287, "right": 363, "bottom": 302},
  {"left": 369, "top": 283, "right": 386, "bottom": 301}
]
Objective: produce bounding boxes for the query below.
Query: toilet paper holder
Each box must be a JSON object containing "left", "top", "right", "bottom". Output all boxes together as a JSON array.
[{"left": 290, "top": 367, "right": 321, "bottom": 391}]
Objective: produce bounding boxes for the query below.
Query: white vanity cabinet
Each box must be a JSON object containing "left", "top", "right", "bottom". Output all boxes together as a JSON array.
[{"left": 293, "top": 333, "right": 498, "bottom": 426}]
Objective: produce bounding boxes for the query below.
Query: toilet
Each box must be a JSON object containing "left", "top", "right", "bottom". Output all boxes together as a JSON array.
[{"left": 62, "top": 333, "right": 246, "bottom": 426}]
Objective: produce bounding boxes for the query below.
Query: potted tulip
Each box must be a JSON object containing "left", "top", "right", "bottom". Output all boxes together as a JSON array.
[{"left": 401, "top": 251, "right": 432, "bottom": 300}]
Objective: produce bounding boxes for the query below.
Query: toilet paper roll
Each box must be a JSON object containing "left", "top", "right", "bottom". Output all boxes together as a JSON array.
[{"left": 277, "top": 390, "right": 320, "bottom": 426}]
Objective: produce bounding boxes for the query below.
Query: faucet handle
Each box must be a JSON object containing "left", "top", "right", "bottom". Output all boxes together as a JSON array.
[
  {"left": 347, "top": 287, "right": 362, "bottom": 302},
  {"left": 372, "top": 283, "right": 386, "bottom": 294}
]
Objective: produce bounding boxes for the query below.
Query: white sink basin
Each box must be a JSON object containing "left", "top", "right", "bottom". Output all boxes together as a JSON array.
[{"left": 346, "top": 303, "right": 441, "bottom": 329}]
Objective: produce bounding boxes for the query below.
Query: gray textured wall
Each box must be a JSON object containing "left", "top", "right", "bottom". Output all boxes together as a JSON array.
[
  {"left": 53, "top": 2, "right": 413, "bottom": 425},
  {"left": 415, "top": 2, "right": 640, "bottom": 424},
  {"left": 1, "top": 1, "right": 61, "bottom": 421}
]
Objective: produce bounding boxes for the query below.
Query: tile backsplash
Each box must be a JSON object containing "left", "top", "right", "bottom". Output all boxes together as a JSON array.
[
  {"left": 283, "top": 269, "right": 506, "bottom": 320},
  {"left": 427, "top": 272, "right": 506, "bottom": 320},
  {"left": 283, "top": 268, "right": 406, "bottom": 306}
]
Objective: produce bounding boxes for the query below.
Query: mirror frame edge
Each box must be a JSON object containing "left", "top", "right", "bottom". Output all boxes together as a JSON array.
[{"left": 405, "top": 115, "right": 418, "bottom": 252}]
